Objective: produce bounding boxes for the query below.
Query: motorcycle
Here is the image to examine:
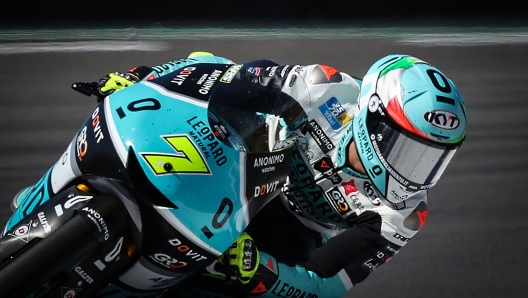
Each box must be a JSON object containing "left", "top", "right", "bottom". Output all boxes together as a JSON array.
[{"left": 0, "top": 62, "right": 303, "bottom": 297}]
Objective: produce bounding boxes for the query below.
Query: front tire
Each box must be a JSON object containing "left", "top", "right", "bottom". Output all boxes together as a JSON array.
[{"left": 0, "top": 215, "right": 100, "bottom": 297}]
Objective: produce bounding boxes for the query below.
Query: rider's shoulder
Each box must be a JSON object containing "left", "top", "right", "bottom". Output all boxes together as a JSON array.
[
  {"left": 289, "top": 64, "right": 361, "bottom": 109},
  {"left": 312, "top": 64, "right": 358, "bottom": 85}
]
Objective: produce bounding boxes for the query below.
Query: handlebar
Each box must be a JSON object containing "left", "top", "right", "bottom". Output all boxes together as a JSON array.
[{"left": 71, "top": 82, "right": 105, "bottom": 102}]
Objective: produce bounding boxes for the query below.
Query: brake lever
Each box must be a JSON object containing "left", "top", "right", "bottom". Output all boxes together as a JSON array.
[
  {"left": 72, "top": 82, "right": 106, "bottom": 102},
  {"left": 71, "top": 82, "right": 99, "bottom": 96}
]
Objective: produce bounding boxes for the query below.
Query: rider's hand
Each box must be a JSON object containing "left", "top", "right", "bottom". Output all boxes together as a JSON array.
[
  {"left": 203, "top": 232, "right": 260, "bottom": 285},
  {"left": 96, "top": 66, "right": 152, "bottom": 97},
  {"left": 97, "top": 71, "right": 141, "bottom": 96}
]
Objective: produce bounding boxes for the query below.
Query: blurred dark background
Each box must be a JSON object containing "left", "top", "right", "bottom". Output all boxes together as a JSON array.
[
  {"left": 2, "top": 0, "right": 527, "bottom": 28},
  {"left": 1, "top": 2, "right": 528, "bottom": 298}
]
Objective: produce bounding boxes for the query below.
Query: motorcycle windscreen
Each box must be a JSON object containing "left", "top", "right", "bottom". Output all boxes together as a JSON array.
[{"left": 207, "top": 74, "right": 306, "bottom": 153}]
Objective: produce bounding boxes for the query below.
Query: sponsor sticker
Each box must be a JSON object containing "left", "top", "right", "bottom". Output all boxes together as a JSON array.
[
  {"left": 363, "top": 259, "right": 379, "bottom": 272},
  {"left": 326, "top": 187, "right": 351, "bottom": 215},
  {"left": 393, "top": 233, "right": 409, "bottom": 242},
  {"left": 82, "top": 207, "right": 110, "bottom": 240},
  {"left": 198, "top": 69, "right": 223, "bottom": 94},
  {"left": 170, "top": 67, "right": 196, "bottom": 86},
  {"left": 318, "top": 97, "right": 351, "bottom": 130},
  {"left": 254, "top": 181, "right": 280, "bottom": 198},
  {"left": 38, "top": 212, "right": 51, "bottom": 233},
  {"left": 368, "top": 95, "right": 380, "bottom": 112},
  {"left": 168, "top": 238, "right": 208, "bottom": 262},
  {"left": 314, "top": 156, "right": 342, "bottom": 184},
  {"left": 61, "top": 288, "right": 80, "bottom": 298},
  {"left": 391, "top": 201, "right": 406, "bottom": 210},
  {"left": 309, "top": 65, "right": 342, "bottom": 84},
  {"left": 423, "top": 109, "right": 460, "bottom": 130},
  {"left": 91, "top": 107, "right": 104, "bottom": 143},
  {"left": 220, "top": 64, "right": 243, "bottom": 83},
  {"left": 363, "top": 182, "right": 382, "bottom": 206},
  {"left": 306, "top": 120, "right": 335, "bottom": 154},
  {"left": 8, "top": 222, "right": 31, "bottom": 242},
  {"left": 149, "top": 253, "right": 187, "bottom": 270},
  {"left": 76, "top": 126, "right": 88, "bottom": 161}
]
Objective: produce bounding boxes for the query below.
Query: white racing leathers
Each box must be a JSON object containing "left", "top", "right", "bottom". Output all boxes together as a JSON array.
[{"left": 234, "top": 61, "right": 429, "bottom": 298}]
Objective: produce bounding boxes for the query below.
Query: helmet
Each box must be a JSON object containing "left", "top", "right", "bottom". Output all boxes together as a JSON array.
[{"left": 349, "top": 54, "right": 467, "bottom": 203}]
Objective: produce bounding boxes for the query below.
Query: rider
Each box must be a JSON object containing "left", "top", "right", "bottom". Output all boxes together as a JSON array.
[{"left": 14, "top": 51, "right": 467, "bottom": 297}]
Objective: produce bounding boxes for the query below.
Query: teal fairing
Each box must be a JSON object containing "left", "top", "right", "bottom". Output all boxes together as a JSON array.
[
  {"left": 106, "top": 62, "right": 304, "bottom": 255},
  {"left": 3, "top": 169, "right": 53, "bottom": 233},
  {"left": 0, "top": 57, "right": 305, "bottom": 296}
]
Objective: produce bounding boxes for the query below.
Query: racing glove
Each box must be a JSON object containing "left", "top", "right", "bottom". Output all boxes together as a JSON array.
[
  {"left": 203, "top": 232, "right": 260, "bottom": 285},
  {"left": 177, "top": 232, "right": 279, "bottom": 297},
  {"left": 97, "top": 66, "right": 153, "bottom": 97}
]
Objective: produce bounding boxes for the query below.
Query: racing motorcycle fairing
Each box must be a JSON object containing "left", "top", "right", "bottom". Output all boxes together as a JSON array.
[
  {"left": 0, "top": 60, "right": 307, "bottom": 296},
  {"left": 103, "top": 64, "right": 297, "bottom": 255}
]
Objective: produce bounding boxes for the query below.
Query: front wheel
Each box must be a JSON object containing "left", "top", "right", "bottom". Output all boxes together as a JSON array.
[
  {"left": 0, "top": 185, "right": 136, "bottom": 297},
  {"left": 0, "top": 215, "right": 100, "bottom": 297}
]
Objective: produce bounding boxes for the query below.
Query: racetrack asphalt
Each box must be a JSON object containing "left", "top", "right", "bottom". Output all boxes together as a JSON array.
[{"left": 0, "top": 30, "right": 527, "bottom": 298}]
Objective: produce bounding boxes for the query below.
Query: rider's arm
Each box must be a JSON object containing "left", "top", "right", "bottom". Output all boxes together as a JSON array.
[
  {"left": 304, "top": 211, "right": 401, "bottom": 282},
  {"left": 251, "top": 194, "right": 428, "bottom": 298},
  {"left": 249, "top": 212, "right": 387, "bottom": 298}
]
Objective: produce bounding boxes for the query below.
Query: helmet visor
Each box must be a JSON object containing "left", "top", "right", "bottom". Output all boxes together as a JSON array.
[{"left": 366, "top": 100, "right": 461, "bottom": 190}]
